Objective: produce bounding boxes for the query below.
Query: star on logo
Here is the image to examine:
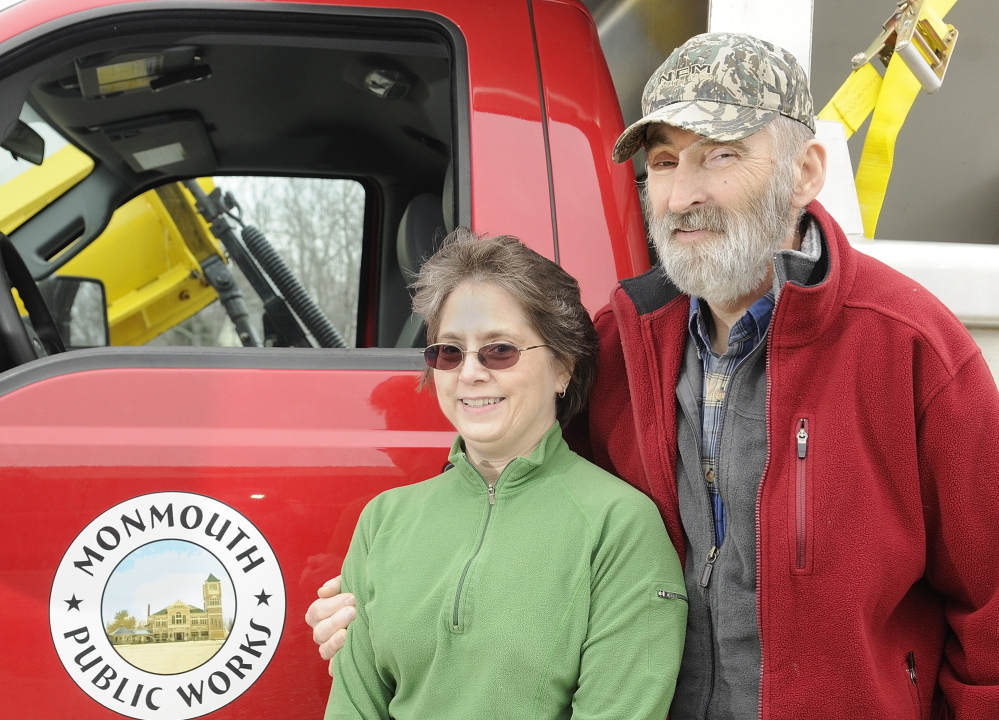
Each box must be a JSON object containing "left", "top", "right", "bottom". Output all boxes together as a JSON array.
[
  {"left": 65, "top": 595, "right": 83, "bottom": 611},
  {"left": 254, "top": 590, "right": 271, "bottom": 606}
]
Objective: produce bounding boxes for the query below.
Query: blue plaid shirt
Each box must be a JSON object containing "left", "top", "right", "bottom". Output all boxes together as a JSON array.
[{"left": 688, "top": 293, "right": 775, "bottom": 545}]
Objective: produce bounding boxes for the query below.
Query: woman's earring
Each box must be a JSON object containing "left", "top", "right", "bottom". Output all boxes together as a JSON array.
[{"left": 558, "top": 386, "right": 567, "bottom": 399}]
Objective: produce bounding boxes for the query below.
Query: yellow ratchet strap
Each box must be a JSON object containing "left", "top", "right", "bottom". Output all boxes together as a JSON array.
[{"left": 817, "top": 0, "right": 959, "bottom": 238}]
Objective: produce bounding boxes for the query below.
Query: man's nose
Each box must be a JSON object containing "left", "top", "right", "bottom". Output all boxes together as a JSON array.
[{"left": 666, "top": 162, "right": 707, "bottom": 214}]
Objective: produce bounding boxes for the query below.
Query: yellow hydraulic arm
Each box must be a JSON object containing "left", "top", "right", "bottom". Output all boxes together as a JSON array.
[
  {"left": 58, "top": 180, "right": 227, "bottom": 345},
  {"left": 1, "top": 148, "right": 227, "bottom": 344}
]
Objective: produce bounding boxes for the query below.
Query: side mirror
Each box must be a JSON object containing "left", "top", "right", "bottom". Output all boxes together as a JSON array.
[{"left": 37, "top": 276, "right": 110, "bottom": 349}]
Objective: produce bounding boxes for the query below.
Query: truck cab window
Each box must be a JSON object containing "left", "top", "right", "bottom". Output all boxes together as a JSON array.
[
  {"left": 57, "top": 176, "right": 366, "bottom": 349},
  {"left": 0, "top": 9, "right": 463, "bottom": 360}
]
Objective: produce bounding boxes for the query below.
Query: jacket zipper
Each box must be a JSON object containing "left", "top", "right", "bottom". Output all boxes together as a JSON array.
[
  {"left": 676, "top": 374, "right": 720, "bottom": 720},
  {"left": 702, "top": 336, "right": 767, "bottom": 720},
  {"left": 699, "top": 545, "right": 719, "bottom": 587},
  {"left": 906, "top": 651, "right": 921, "bottom": 715},
  {"left": 795, "top": 418, "right": 809, "bottom": 570},
  {"left": 452, "top": 482, "right": 495, "bottom": 629},
  {"left": 755, "top": 302, "right": 779, "bottom": 720}
]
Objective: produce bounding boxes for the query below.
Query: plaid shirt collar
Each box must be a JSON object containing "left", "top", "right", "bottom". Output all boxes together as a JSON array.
[
  {"left": 686, "top": 216, "right": 822, "bottom": 359},
  {"left": 688, "top": 293, "right": 775, "bottom": 364}
]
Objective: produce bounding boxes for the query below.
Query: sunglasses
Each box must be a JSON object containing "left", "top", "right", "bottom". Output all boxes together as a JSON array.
[{"left": 423, "top": 342, "right": 549, "bottom": 371}]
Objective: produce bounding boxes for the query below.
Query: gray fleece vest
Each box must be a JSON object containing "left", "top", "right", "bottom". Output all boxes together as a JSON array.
[{"left": 668, "top": 227, "right": 825, "bottom": 720}]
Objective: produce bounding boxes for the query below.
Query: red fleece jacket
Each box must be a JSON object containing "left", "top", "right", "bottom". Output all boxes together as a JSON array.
[{"left": 586, "top": 201, "right": 999, "bottom": 719}]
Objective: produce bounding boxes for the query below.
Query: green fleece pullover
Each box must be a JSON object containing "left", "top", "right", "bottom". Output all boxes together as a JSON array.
[{"left": 325, "top": 423, "right": 687, "bottom": 720}]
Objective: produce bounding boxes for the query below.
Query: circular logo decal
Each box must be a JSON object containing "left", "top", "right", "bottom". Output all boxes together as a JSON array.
[{"left": 50, "top": 492, "right": 285, "bottom": 719}]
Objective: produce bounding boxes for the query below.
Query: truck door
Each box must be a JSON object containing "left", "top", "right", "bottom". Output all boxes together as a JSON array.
[{"left": 0, "top": 1, "right": 641, "bottom": 718}]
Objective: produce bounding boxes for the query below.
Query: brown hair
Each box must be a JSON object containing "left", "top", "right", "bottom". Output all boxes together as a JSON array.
[{"left": 411, "top": 228, "right": 598, "bottom": 425}]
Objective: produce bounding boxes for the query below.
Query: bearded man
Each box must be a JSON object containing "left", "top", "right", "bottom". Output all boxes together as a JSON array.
[{"left": 308, "top": 32, "right": 999, "bottom": 720}]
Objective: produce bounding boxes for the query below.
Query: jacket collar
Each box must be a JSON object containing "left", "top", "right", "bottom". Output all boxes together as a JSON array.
[
  {"left": 614, "top": 200, "right": 855, "bottom": 349},
  {"left": 447, "top": 422, "right": 571, "bottom": 494},
  {"left": 768, "top": 200, "right": 857, "bottom": 348}
]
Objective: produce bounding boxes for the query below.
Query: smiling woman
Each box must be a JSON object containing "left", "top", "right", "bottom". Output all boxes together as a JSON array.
[
  {"left": 410, "top": 230, "right": 590, "bottom": 479},
  {"left": 427, "top": 282, "right": 569, "bottom": 479},
  {"left": 322, "top": 229, "right": 688, "bottom": 720},
  {"left": 412, "top": 230, "right": 598, "bottom": 425}
]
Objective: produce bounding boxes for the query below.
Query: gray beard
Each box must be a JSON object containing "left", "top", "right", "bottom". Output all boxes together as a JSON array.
[{"left": 647, "top": 173, "right": 797, "bottom": 307}]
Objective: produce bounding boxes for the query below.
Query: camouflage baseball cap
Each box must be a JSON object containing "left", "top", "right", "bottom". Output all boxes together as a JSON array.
[{"left": 612, "top": 33, "right": 815, "bottom": 163}]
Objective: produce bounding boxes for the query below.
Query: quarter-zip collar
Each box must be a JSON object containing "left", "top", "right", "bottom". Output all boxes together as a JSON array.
[{"left": 447, "top": 422, "right": 572, "bottom": 498}]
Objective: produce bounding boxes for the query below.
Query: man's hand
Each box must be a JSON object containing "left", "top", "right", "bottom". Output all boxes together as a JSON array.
[{"left": 305, "top": 576, "right": 357, "bottom": 677}]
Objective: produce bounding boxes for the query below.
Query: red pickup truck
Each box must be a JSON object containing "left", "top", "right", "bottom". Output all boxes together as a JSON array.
[{"left": 0, "top": 0, "right": 649, "bottom": 717}]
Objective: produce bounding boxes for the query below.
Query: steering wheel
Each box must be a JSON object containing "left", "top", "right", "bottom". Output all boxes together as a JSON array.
[{"left": 0, "top": 232, "right": 65, "bottom": 372}]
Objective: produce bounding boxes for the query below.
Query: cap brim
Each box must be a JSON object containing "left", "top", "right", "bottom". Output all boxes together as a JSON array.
[{"left": 612, "top": 100, "right": 778, "bottom": 163}]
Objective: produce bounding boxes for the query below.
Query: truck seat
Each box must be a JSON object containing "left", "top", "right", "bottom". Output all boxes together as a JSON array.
[{"left": 394, "top": 193, "right": 446, "bottom": 348}]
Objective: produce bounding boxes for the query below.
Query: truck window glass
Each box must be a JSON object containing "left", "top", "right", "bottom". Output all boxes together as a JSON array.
[
  {"left": 156, "top": 176, "right": 365, "bottom": 349},
  {"left": 1, "top": 9, "right": 463, "bottom": 356}
]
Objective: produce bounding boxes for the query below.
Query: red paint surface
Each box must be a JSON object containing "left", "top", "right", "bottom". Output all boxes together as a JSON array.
[{"left": 0, "top": 0, "right": 648, "bottom": 717}]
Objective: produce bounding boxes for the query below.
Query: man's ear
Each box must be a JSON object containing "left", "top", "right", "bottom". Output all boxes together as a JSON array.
[{"left": 792, "top": 139, "right": 826, "bottom": 208}]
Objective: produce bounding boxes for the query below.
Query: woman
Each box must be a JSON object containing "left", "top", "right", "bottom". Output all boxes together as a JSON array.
[{"left": 325, "top": 229, "right": 686, "bottom": 720}]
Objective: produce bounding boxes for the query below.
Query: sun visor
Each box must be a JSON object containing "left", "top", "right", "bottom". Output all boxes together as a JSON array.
[
  {"left": 75, "top": 47, "right": 203, "bottom": 98},
  {"left": 97, "top": 113, "right": 216, "bottom": 175}
]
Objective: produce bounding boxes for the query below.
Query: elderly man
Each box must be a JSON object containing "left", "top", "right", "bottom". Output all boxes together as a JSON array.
[{"left": 308, "top": 33, "right": 999, "bottom": 719}]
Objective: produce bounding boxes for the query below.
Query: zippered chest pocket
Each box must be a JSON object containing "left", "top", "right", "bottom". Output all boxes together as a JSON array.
[{"left": 790, "top": 417, "right": 814, "bottom": 574}]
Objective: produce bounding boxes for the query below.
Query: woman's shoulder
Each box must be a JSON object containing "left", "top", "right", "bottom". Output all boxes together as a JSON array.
[{"left": 555, "top": 452, "right": 662, "bottom": 519}]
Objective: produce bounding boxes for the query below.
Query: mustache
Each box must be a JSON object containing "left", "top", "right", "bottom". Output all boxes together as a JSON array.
[{"left": 656, "top": 205, "right": 729, "bottom": 236}]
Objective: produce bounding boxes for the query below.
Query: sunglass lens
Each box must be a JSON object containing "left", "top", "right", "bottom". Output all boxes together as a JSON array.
[
  {"left": 438, "top": 345, "right": 464, "bottom": 369},
  {"left": 422, "top": 346, "right": 438, "bottom": 368},
  {"left": 425, "top": 344, "right": 464, "bottom": 370},
  {"left": 479, "top": 343, "right": 520, "bottom": 369}
]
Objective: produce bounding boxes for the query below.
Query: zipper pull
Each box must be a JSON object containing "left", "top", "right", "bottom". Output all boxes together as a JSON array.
[
  {"left": 797, "top": 419, "right": 808, "bottom": 459},
  {"left": 699, "top": 546, "right": 719, "bottom": 587},
  {"left": 487, "top": 483, "right": 496, "bottom": 505},
  {"left": 907, "top": 651, "right": 917, "bottom": 685}
]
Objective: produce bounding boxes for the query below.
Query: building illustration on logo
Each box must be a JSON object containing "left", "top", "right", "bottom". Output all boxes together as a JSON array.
[
  {"left": 107, "top": 574, "right": 229, "bottom": 645},
  {"left": 146, "top": 573, "right": 228, "bottom": 643}
]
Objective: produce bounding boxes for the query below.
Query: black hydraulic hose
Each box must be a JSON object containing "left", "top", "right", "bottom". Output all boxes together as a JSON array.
[
  {"left": 199, "top": 255, "right": 262, "bottom": 347},
  {"left": 240, "top": 225, "right": 346, "bottom": 348},
  {"left": 181, "top": 180, "right": 307, "bottom": 347}
]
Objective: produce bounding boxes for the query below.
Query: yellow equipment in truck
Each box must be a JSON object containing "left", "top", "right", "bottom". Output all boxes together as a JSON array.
[{"left": 0, "top": 144, "right": 226, "bottom": 346}]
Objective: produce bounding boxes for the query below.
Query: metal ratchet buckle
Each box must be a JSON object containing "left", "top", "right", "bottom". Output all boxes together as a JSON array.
[{"left": 850, "top": 0, "right": 959, "bottom": 93}]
